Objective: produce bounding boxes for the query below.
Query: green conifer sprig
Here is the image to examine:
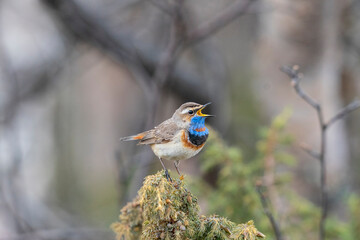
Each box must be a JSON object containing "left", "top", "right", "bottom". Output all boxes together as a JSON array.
[{"left": 112, "top": 171, "right": 265, "bottom": 240}]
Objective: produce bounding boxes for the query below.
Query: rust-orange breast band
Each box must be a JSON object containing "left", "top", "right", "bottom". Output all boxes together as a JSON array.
[
  {"left": 181, "top": 130, "right": 205, "bottom": 149},
  {"left": 194, "top": 127, "right": 206, "bottom": 132}
]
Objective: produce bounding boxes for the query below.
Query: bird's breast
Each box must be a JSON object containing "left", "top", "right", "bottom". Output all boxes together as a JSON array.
[
  {"left": 151, "top": 130, "right": 203, "bottom": 161},
  {"left": 181, "top": 129, "right": 207, "bottom": 149},
  {"left": 187, "top": 123, "right": 209, "bottom": 147},
  {"left": 188, "top": 131, "right": 208, "bottom": 146}
]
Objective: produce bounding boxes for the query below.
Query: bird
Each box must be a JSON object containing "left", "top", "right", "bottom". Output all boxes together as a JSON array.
[{"left": 120, "top": 102, "right": 213, "bottom": 180}]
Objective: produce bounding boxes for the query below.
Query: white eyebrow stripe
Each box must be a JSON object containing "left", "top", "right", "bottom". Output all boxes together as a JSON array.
[{"left": 181, "top": 108, "right": 189, "bottom": 114}]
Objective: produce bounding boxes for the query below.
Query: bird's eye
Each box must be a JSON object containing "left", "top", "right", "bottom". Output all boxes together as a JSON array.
[{"left": 188, "top": 110, "right": 194, "bottom": 115}]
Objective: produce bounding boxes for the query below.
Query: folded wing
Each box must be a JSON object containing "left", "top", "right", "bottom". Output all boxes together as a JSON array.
[{"left": 120, "top": 119, "right": 180, "bottom": 145}]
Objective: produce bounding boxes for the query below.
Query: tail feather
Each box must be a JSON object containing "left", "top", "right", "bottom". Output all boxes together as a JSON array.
[{"left": 120, "top": 133, "right": 144, "bottom": 141}]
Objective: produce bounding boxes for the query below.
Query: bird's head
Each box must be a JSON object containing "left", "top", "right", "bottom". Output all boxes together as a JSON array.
[{"left": 173, "top": 102, "right": 213, "bottom": 128}]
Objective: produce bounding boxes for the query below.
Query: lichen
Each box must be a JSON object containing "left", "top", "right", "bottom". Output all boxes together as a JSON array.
[
  {"left": 111, "top": 196, "right": 142, "bottom": 240},
  {"left": 112, "top": 171, "right": 265, "bottom": 240}
]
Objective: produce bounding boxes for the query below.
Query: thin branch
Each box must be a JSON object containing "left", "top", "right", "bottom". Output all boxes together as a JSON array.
[
  {"left": 256, "top": 184, "right": 283, "bottom": 240},
  {"left": 186, "top": 0, "right": 256, "bottom": 45},
  {"left": 300, "top": 143, "right": 321, "bottom": 160},
  {"left": 281, "top": 65, "right": 327, "bottom": 240},
  {"left": 280, "top": 65, "right": 320, "bottom": 110},
  {"left": 280, "top": 65, "right": 360, "bottom": 240},
  {"left": 326, "top": 100, "right": 360, "bottom": 128}
]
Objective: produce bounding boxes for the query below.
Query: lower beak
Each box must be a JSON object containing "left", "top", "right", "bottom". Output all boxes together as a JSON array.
[{"left": 196, "top": 102, "right": 215, "bottom": 117}]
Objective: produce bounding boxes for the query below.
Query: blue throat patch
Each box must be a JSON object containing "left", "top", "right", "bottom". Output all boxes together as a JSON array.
[{"left": 188, "top": 116, "right": 209, "bottom": 146}]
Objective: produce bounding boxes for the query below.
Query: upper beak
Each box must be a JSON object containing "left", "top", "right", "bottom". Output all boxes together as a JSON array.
[{"left": 196, "top": 102, "right": 215, "bottom": 117}]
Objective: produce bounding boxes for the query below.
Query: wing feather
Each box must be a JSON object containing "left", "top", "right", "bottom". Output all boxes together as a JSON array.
[{"left": 137, "top": 119, "right": 180, "bottom": 145}]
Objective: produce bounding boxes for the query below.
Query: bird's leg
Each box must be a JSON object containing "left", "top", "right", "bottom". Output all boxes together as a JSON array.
[
  {"left": 159, "top": 158, "right": 172, "bottom": 182},
  {"left": 174, "top": 160, "right": 181, "bottom": 175},
  {"left": 174, "top": 160, "right": 185, "bottom": 180}
]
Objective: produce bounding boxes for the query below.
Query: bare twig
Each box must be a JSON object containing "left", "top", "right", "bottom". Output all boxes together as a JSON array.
[
  {"left": 280, "top": 66, "right": 320, "bottom": 110},
  {"left": 281, "top": 65, "right": 327, "bottom": 240},
  {"left": 280, "top": 65, "right": 360, "bottom": 240},
  {"left": 326, "top": 100, "right": 360, "bottom": 128},
  {"left": 256, "top": 184, "right": 283, "bottom": 240},
  {"left": 186, "top": 0, "right": 256, "bottom": 45},
  {"left": 300, "top": 143, "right": 320, "bottom": 159}
]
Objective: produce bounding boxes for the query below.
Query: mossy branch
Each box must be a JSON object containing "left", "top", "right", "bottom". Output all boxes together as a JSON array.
[{"left": 112, "top": 171, "right": 265, "bottom": 240}]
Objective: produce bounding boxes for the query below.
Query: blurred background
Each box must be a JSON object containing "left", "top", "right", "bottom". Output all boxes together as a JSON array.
[{"left": 1, "top": 0, "right": 360, "bottom": 239}]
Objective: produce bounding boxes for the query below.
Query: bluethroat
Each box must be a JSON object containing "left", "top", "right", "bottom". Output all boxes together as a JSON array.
[{"left": 121, "top": 102, "right": 213, "bottom": 180}]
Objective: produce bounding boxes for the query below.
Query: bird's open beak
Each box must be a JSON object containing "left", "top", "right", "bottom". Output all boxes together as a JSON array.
[{"left": 196, "top": 102, "right": 214, "bottom": 117}]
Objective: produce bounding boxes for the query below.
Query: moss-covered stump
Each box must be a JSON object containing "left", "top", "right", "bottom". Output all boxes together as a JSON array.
[{"left": 112, "top": 171, "right": 265, "bottom": 240}]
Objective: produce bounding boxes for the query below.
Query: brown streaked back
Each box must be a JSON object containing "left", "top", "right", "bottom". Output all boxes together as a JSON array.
[{"left": 137, "top": 119, "right": 180, "bottom": 145}]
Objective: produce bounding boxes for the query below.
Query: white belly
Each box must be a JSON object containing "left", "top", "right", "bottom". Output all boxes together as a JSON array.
[{"left": 151, "top": 131, "right": 203, "bottom": 161}]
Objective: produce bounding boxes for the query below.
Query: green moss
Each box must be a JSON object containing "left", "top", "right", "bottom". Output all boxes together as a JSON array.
[{"left": 112, "top": 171, "right": 265, "bottom": 240}]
